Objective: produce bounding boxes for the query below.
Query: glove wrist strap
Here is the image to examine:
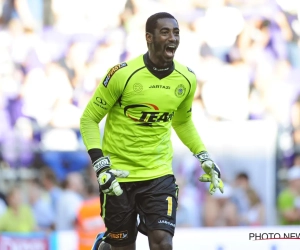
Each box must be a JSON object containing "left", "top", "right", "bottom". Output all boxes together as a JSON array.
[
  {"left": 88, "top": 148, "right": 104, "bottom": 163},
  {"left": 93, "top": 156, "right": 111, "bottom": 176},
  {"left": 194, "top": 151, "right": 211, "bottom": 163}
]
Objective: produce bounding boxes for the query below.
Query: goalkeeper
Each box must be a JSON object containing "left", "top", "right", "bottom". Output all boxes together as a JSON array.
[{"left": 80, "top": 12, "right": 224, "bottom": 250}]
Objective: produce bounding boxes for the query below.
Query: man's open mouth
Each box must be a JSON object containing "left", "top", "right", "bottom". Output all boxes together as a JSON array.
[{"left": 165, "top": 45, "right": 176, "bottom": 57}]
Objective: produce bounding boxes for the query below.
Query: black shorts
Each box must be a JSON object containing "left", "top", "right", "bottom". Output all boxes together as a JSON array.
[{"left": 99, "top": 174, "right": 179, "bottom": 247}]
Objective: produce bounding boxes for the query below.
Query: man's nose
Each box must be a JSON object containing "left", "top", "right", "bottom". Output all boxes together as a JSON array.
[{"left": 168, "top": 33, "right": 176, "bottom": 42}]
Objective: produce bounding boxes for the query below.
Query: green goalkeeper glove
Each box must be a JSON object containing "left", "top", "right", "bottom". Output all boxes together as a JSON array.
[
  {"left": 93, "top": 156, "right": 129, "bottom": 196},
  {"left": 194, "top": 151, "right": 224, "bottom": 195}
]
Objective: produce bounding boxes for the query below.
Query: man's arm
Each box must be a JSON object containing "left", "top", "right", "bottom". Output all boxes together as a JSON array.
[
  {"left": 172, "top": 70, "right": 223, "bottom": 195},
  {"left": 80, "top": 63, "right": 129, "bottom": 196},
  {"left": 278, "top": 191, "right": 300, "bottom": 223},
  {"left": 172, "top": 75, "right": 206, "bottom": 154},
  {"left": 80, "top": 64, "right": 125, "bottom": 157}
]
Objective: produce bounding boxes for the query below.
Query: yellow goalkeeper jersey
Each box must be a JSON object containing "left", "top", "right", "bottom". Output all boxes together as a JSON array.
[{"left": 80, "top": 53, "right": 206, "bottom": 182}]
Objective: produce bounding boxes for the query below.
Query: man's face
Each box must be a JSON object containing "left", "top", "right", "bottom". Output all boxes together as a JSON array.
[
  {"left": 235, "top": 177, "right": 249, "bottom": 190},
  {"left": 148, "top": 18, "right": 180, "bottom": 65},
  {"left": 8, "top": 189, "right": 21, "bottom": 209},
  {"left": 291, "top": 178, "right": 300, "bottom": 190}
]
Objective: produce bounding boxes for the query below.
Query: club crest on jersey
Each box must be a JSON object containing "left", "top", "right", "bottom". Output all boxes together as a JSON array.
[
  {"left": 133, "top": 83, "right": 143, "bottom": 93},
  {"left": 175, "top": 84, "right": 186, "bottom": 98},
  {"left": 103, "top": 62, "right": 127, "bottom": 87}
]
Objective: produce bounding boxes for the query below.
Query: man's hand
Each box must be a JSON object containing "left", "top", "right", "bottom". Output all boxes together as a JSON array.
[
  {"left": 93, "top": 156, "right": 129, "bottom": 196},
  {"left": 194, "top": 151, "right": 224, "bottom": 195}
]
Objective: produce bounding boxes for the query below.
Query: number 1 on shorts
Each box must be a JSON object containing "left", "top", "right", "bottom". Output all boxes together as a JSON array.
[{"left": 166, "top": 196, "right": 172, "bottom": 216}]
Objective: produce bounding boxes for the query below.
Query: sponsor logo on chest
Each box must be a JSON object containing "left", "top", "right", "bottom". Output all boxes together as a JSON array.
[
  {"left": 149, "top": 84, "right": 170, "bottom": 89},
  {"left": 124, "top": 103, "right": 174, "bottom": 126}
]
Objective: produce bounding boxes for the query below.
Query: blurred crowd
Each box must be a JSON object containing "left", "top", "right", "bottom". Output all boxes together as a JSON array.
[{"left": 1, "top": 0, "right": 300, "bottom": 236}]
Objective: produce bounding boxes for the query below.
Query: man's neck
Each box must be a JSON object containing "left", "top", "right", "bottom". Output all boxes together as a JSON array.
[
  {"left": 144, "top": 52, "right": 174, "bottom": 79},
  {"left": 143, "top": 52, "right": 174, "bottom": 79},
  {"left": 148, "top": 52, "right": 172, "bottom": 69}
]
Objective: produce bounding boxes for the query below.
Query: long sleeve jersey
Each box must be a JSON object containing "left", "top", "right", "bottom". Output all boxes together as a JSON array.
[{"left": 80, "top": 53, "right": 206, "bottom": 182}]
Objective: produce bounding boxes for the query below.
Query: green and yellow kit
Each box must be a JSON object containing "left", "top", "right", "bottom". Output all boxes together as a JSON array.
[{"left": 80, "top": 53, "right": 206, "bottom": 182}]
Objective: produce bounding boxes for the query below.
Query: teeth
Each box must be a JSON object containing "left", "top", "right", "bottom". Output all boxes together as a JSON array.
[{"left": 168, "top": 45, "right": 175, "bottom": 48}]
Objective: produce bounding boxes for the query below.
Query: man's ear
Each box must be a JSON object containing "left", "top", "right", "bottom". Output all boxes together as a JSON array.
[{"left": 146, "top": 32, "right": 153, "bottom": 44}]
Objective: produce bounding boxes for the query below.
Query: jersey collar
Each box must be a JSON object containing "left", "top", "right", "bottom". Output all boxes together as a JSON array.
[{"left": 143, "top": 53, "right": 174, "bottom": 79}]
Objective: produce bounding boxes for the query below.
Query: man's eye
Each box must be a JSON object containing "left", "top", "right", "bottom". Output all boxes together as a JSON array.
[{"left": 174, "top": 30, "right": 180, "bottom": 35}]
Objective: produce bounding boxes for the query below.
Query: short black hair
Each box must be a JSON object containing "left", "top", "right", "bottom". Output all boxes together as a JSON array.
[
  {"left": 146, "top": 12, "right": 177, "bottom": 34},
  {"left": 236, "top": 172, "right": 249, "bottom": 180}
]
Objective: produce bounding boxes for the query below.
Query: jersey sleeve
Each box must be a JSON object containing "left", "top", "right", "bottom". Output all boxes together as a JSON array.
[
  {"left": 0, "top": 213, "right": 7, "bottom": 231},
  {"left": 278, "top": 190, "right": 294, "bottom": 212},
  {"left": 172, "top": 71, "right": 206, "bottom": 154},
  {"left": 80, "top": 63, "right": 126, "bottom": 150}
]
